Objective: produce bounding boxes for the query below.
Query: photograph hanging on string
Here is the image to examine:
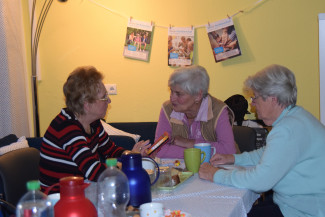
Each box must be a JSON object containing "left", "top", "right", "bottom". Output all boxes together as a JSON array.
[
  {"left": 206, "top": 18, "right": 241, "bottom": 63},
  {"left": 123, "top": 18, "right": 153, "bottom": 61},
  {"left": 168, "top": 27, "right": 194, "bottom": 67}
]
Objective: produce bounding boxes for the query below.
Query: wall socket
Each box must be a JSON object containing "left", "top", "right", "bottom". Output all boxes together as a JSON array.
[{"left": 105, "top": 84, "right": 117, "bottom": 95}]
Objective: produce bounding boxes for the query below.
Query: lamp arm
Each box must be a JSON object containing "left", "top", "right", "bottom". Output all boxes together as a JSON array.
[
  {"left": 32, "top": 0, "right": 53, "bottom": 76},
  {"left": 30, "top": 0, "right": 54, "bottom": 137}
]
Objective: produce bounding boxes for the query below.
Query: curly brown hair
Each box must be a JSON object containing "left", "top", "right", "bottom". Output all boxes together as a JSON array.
[{"left": 63, "top": 66, "right": 103, "bottom": 115}]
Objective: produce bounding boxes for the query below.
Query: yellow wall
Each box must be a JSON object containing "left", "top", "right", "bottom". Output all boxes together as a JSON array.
[{"left": 21, "top": 0, "right": 325, "bottom": 136}]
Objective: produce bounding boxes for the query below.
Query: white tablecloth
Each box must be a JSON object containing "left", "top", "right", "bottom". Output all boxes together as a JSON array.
[{"left": 152, "top": 173, "right": 260, "bottom": 217}]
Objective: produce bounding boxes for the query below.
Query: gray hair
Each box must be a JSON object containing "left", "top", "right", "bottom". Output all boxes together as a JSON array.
[
  {"left": 63, "top": 66, "right": 103, "bottom": 115},
  {"left": 168, "top": 65, "right": 209, "bottom": 97},
  {"left": 244, "top": 64, "right": 297, "bottom": 107}
]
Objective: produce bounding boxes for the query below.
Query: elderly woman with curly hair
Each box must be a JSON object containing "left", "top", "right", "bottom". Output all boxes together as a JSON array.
[
  {"left": 39, "top": 66, "right": 149, "bottom": 193},
  {"left": 199, "top": 64, "right": 325, "bottom": 217},
  {"left": 154, "top": 65, "right": 236, "bottom": 158}
]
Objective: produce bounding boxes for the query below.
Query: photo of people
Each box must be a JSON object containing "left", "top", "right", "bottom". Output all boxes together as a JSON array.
[
  {"left": 168, "top": 27, "right": 194, "bottom": 67},
  {"left": 206, "top": 18, "right": 241, "bottom": 63},
  {"left": 123, "top": 18, "right": 153, "bottom": 61}
]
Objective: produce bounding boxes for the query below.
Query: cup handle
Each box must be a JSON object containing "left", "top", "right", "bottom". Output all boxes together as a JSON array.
[
  {"left": 44, "top": 183, "right": 60, "bottom": 195},
  {"left": 211, "top": 147, "right": 216, "bottom": 156},
  {"left": 142, "top": 157, "right": 160, "bottom": 186},
  {"left": 200, "top": 151, "right": 206, "bottom": 164}
]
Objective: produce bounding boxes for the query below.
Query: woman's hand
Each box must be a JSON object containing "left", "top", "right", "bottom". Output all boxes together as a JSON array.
[
  {"left": 199, "top": 163, "right": 219, "bottom": 182},
  {"left": 171, "top": 135, "right": 195, "bottom": 148},
  {"left": 209, "top": 154, "right": 235, "bottom": 166},
  {"left": 132, "top": 140, "right": 150, "bottom": 156}
]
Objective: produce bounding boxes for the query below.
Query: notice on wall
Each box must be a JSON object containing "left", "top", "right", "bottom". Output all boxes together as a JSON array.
[
  {"left": 123, "top": 18, "right": 153, "bottom": 61},
  {"left": 168, "top": 27, "right": 194, "bottom": 67},
  {"left": 206, "top": 18, "right": 241, "bottom": 63}
]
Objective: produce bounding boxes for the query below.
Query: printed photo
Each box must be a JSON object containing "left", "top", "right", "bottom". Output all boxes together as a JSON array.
[
  {"left": 206, "top": 18, "right": 241, "bottom": 63},
  {"left": 123, "top": 18, "right": 153, "bottom": 61},
  {"left": 168, "top": 27, "right": 194, "bottom": 67}
]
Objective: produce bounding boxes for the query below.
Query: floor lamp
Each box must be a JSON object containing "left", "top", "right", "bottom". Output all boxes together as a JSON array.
[{"left": 31, "top": 0, "right": 67, "bottom": 137}]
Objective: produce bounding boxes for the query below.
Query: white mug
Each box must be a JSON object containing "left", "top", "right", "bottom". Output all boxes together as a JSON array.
[{"left": 140, "top": 202, "right": 164, "bottom": 217}]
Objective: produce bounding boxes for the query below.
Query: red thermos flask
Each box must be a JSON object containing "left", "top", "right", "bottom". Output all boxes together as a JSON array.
[{"left": 54, "top": 176, "right": 97, "bottom": 217}]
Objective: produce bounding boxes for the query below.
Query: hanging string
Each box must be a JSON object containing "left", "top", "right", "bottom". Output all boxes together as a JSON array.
[
  {"left": 88, "top": 0, "right": 267, "bottom": 29},
  {"left": 88, "top": 0, "right": 129, "bottom": 20},
  {"left": 228, "top": 0, "right": 265, "bottom": 18}
]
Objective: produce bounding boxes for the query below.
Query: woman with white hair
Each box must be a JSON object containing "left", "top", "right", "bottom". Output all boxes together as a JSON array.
[
  {"left": 154, "top": 65, "right": 236, "bottom": 158},
  {"left": 199, "top": 64, "right": 325, "bottom": 217}
]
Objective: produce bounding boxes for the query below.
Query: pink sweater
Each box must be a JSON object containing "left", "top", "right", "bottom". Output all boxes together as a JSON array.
[{"left": 155, "top": 98, "right": 236, "bottom": 158}]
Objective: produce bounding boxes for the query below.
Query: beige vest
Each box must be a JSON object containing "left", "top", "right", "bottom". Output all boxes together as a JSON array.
[{"left": 162, "top": 95, "right": 234, "bottom": 142}]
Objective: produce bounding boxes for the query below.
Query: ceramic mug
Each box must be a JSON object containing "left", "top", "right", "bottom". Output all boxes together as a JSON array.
[
  {"left": 140, "top": 202, "right": 164, "bottom": 217},
  {"left": 194, "top": 143, "right": 216, "bottom": 163},
  {"left": 184, "top": 148, "right": 205, "bottom": 173}
]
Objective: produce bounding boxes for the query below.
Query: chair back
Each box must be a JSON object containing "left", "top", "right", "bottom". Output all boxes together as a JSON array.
[
  {"left": 233, "top": 126, "right": 257, "bottom": 153},
  {"left": 0, "top": 147, "right": 40, "bottom": 206}
]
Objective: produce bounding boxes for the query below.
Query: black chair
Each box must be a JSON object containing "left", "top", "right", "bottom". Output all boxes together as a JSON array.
[
  {"left": 0, "top": 147, "right": 40, "bottom": 216},
  {"left": 233, "top": 125, "right": 257, "bottom": 153}
]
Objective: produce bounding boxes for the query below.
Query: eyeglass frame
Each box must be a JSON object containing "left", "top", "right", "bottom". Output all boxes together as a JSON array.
[
  {"left": 250, "top": 95, "right": 261, "bottom": 103},
  {"left": 97, "top": 92, "right": 110, "bottom": 102}
]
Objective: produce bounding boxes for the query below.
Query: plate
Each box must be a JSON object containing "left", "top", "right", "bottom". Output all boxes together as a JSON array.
[
  {"left": 155, "top": 158, "right": 186, "bottom": 170},
  {"left": 157, "top": 172, "right": 193, "bottom": 191}
]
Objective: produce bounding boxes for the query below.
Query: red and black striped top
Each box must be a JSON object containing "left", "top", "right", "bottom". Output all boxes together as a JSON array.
[{"left": 39, "top": 108, "right": 124, "bottom": 193}]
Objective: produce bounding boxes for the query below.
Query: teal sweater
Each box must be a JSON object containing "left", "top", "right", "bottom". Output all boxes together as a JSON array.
[{"left": 213, "top": 105, "right": 325, "bottom": 217}]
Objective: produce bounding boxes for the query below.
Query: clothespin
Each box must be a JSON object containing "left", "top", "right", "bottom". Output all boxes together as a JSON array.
[
  {"left": 130, "top": 16, "right": 133, "bottom": 22},
  {"left": 227, "top": 14, "right": 231, "bottom": 19},
  {"left": 151, "top": 21, "right": 153, "bottom": 26},
  {"left": 169, "top": 24, "right": 172, "bottom": 29},
  {"left": 191, "top": 25, "right": 193, "bottom": 30},
  {"left": 208, "top": 22, "right": 210, "bottom": 27},
  {"left": 229, "top": 10, "right": 244, "bottom": 19}
]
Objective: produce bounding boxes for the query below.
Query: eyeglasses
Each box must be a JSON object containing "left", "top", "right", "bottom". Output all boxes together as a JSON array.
[
  {"left": 97, "top": 92, "right": 110, "bottom": 102},
  {"left": 250, "top": 95, "right": 261, "bottom": 103}
]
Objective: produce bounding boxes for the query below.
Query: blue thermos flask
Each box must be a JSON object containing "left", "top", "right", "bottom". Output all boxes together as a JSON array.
[{"left": 120, "top": 152, "right": 159, "bottom": 207}]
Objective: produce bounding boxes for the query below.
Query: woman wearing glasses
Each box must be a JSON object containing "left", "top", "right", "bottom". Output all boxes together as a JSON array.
[
  {"left": 39, "top": 66, "right": 149, "bottom": 193},
  {"left": 199, "top": 64, "right": 325, "bottom": 217}
]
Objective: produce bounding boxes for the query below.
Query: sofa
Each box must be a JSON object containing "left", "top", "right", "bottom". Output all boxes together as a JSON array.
[
  {"left": 108, "top": 122, "right": 267, "bottom": 153},
  {"left": 109, "top": 122, "right": 157, "bottom": 144},
  {"left": 24, "top": 122, "right": 157, "bottom": 151},
  {"left": 25, "top": 122, "right": 266, "bottom": 153}
]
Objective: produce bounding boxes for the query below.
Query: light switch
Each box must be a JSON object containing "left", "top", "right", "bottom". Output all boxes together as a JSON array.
[{"left": 105, "top": 84, "right": 117, "bottom": 95}]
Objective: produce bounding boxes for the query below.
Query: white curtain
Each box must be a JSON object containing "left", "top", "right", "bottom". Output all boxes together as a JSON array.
[{"left": 0, "top": 0, "right": 31, "bottom": 138}]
